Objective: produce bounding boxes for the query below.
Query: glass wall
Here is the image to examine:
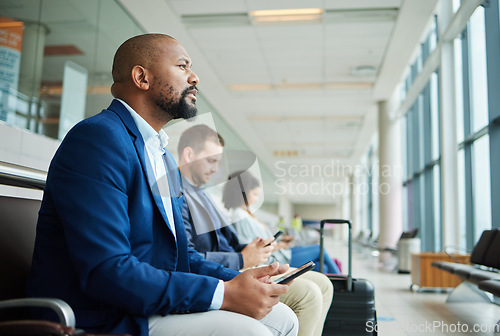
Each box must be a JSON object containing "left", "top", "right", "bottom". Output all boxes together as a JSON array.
[
  {"left": 401, "top": 16, "right": 441, "bottom": 251},
  {"left": 402, "top": 75, "right": 441, "bottom": 251},
  {"left": 0, "top": 0, "right": 279, "bottom": 203},
  {"left": 456, "top": 5, "right": 493, "bottom": 249},
  {"left": 0, "top": 0, "right": 144, "bottom": 139},
  {"left": 401, "top": 1, "right": 499, "bottom": 251},
  {"left": 484, "top": 0, "right": 500, "bottom": 232}
]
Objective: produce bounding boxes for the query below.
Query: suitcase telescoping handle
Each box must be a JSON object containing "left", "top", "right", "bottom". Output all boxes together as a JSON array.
[{"left": 320, "top": 219, "right": 353, "bottom": 291}]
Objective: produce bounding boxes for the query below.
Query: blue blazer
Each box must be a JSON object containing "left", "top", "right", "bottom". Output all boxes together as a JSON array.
[
  {"left": 27, "top": 100, "right": 239, "bottom": 336},
  {"left": 182, "top": 176, "right": 246, "bottom": 270}
]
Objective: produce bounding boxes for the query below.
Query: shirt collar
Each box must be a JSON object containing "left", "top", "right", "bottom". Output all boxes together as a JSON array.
[
  {"left": 182, "top": 174, "right": 202, "bottom": 191},
  {"left": 116, "top": 99, "right": 169, "bottom": 152}
]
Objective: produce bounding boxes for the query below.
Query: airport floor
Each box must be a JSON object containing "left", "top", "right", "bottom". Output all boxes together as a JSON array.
[{"left": 322, "top": 235, "right": 500, "bottom": 336}]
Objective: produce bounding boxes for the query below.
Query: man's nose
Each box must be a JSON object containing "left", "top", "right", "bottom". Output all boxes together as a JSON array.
[{"left": 188, "top": 69, "right": 199, "bottom": 86}]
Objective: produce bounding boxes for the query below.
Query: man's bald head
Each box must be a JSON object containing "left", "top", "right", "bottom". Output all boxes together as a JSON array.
[
  {"left": 110, "top": 33, "right": 199, "bottom": 130},
  {"left": 112, "top": 33, "right": 175, "bottom": 85}
]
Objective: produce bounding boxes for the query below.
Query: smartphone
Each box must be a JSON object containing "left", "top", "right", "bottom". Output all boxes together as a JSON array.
[
  {"left": 264, "top": 230, "right": 283, "bottom": 247},
  {"left": 274, "top": 261, "right": 315, "bottom": 284}
]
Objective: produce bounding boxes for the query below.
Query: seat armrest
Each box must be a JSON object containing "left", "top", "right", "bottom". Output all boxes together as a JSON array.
[
  {"left": 0, "top": 320, "right": 132, "bottom": 336},
  {"left": 0, "top": 298, "right": 75, "bottom": 327},
  {"left": 0, "top": 320, "right": 77, "bottom": 336}
]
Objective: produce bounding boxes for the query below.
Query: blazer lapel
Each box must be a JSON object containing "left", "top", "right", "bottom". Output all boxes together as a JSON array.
[
  {"left": 182, "top": 177, "right": 217, "bottom": 232},
  {"left": 182, "top": 176, "right": 232, "bottom": 252},
  {"left": 164, "top": 152, "right": 190, "bottom": 271},
  {"left": 107, "top": 100, "right": 176, "bottom": 241},
  {"left": 185, "top": 184, "right": 213, "bottom": 223}
]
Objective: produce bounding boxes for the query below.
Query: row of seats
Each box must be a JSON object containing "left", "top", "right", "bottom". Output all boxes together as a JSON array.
[
  {"left": 432, "top": 229, "right": 500, "bottom": 332},
  {"left": 432, "top": 229, "right": 500, "bottom": 285},
  {"left": 354, "top": 231, "right": 378, "bottom": 249},
  {"left": 479, "top": 279, "right": 500, "bottom": 297},
  {"left": 354, "top": 228, "right": 419, "bottom": 254},
  {"left": 0, "top": 196, "right": 129, "bottom": 336}
]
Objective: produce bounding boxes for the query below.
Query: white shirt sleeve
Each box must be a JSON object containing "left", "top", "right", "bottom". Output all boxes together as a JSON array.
[{"left": 209, "top": 280, "right": 225, "bottom": 310}]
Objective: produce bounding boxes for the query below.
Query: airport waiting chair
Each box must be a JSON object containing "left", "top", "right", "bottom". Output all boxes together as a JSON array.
[
  {"left": 478, "top": 279, "right": 500, "bottom": 297},
  {"left": 432, "top": 229, "right": 500, "bottom": 281},
  {"left": 0, "top": 195, "right": 129, "bottom": 336}
]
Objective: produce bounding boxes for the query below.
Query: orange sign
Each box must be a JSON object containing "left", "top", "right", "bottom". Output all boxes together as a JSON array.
[{"left": 0, "top": 17, "right": 23, "bottom": 52}]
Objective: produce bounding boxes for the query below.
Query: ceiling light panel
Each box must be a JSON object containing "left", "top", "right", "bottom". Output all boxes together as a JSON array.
[
  {"left": 323, "top": 8, "right": 398, "bottom": 23},
  {"left": 250, "top": 8, "right": 323, "bottom": 17},
  {"left": 182, "top": 13, "right": 250, "bottom": 27},
  {"left": 249, "top": 7, "right": 323, "bottom": 25},
  {"left": 323, "top": 0, "right": 401, "bottom": 9},
  {"left": 245, "top": 0, "right": 323, "bottom": 11}
]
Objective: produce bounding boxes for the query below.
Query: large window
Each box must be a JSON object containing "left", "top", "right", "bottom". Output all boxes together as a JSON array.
[
  {"left": 456, "top": 5, "right": 493, "bottom": 249},
  {"left": 401, "top": 1, "right": 499, "bottom": 252},
  {"left": 401, "top": 18, "right": 441, "bottom": 252},
  {"left": 472, "top": 135, "right": 491, "bottom": 239},
  {"left": 457, "top": 149, "right": 466, "bottom": 248},
  {"left": 402, "top": 74, "right": 441, "bottom": 251},
  {"left": 0, "top": 0, "right": 144, "bottom": 139},
  {"left": 484, "top": 0, "right": 500, "bottom": 231},
  {"left": 468, "top": 7, "right": 489, "bottom": 133}
]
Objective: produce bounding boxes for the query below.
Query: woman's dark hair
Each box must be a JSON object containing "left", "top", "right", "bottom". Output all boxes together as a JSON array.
[{"left": 222, "top": 170, "right": 260, "bottom": 210}]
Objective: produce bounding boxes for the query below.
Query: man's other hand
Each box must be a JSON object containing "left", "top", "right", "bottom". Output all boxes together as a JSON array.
[
  {"left": 241, "top": 237, "right": 273, "bottom": 268},
  {"left": 221, "top": 262, "right": 289, "bottom": 320}
]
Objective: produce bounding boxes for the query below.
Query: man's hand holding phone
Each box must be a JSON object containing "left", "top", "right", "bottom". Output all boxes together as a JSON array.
[
  {"left": 221, "top": 262, "right": 290, "bottom": 319},
  {"left": 241, "top": 237, "right": 274, "bottom": 268},
  {"left": 273, "top": 261, "right": 315, "bottom": 285},
  {"left": 277, "top": 235, "right": 294, "bottom": 249},
  {"left": 264, "top": 230, "right": 283, "bottom": 247}
]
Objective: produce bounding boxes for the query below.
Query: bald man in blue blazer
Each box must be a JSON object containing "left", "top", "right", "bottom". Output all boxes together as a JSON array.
[{"left": 27, "top": 34, "right": 297, "bottom": 336}]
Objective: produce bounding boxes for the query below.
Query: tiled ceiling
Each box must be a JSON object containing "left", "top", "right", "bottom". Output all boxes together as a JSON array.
[
  {"left": 162, "top": 0, "right": 402, "bottom": 168},
  {"left": 122, "top": 0, "right": 437, "bottom": 204},
  {"left": 3, "top": 0, "right": 440, "bottom": 204}
]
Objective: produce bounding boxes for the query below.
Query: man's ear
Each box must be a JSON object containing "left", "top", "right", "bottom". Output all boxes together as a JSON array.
[
  {"left": 131, "top": 65, "right": 150, "bottom": 91},
  {"left": 182, "top": 146, "right": 195, "bottom": 163}
]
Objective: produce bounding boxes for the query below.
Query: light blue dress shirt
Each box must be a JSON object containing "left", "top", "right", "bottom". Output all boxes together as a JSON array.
[{"left": 116, "top": 99, "right": 224, "bottom": 310}]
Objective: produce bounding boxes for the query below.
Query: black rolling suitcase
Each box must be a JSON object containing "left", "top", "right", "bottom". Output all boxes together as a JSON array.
[{"left": 320, "top": 219, "right": 377, "bottom": 336}]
